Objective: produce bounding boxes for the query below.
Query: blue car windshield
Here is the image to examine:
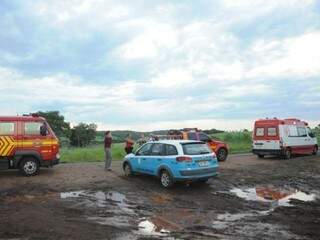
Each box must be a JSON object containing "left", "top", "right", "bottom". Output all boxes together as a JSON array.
[{"left": 182, "top": 143, "right": 212, "bottom": 155}]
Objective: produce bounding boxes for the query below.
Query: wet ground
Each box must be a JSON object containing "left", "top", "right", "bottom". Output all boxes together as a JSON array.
[{"left": 0, "top": 153, "right": 320, "bottom": 239}]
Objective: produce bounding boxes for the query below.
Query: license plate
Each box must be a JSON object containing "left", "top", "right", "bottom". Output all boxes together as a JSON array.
[{"left": 198, "top": 161, "right": 209, "bottom": 167}]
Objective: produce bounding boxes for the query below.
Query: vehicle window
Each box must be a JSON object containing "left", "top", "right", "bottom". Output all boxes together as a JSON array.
[
  {"left": 255, "top": 127, "right": 264, "bottom": 136},
  {"left": 297, "top": 127, "right": 307, "bottom": 137},
  {"left": 199, "top": 133, "right": 210, "bottom": 142},
  {"left": 136, "top": 143, "right": 152, "bottom": 156},
  {"left": 288, "top": 126, "right": 298, "bottom": 137},
  {"left": 165, "top": 144, "right": 178, "bottom": 155},
  {"left": 24, "top": 122, "right": 42, "bottom": 135},
  {"left": 40, "top": 122, "right": 49, "bottom": 136},
  {"left": 267, "top": 127, "right": 277, "bottom": 136},
  {"left": 182, "top": 143, "right": 212, "bottom": 155},
  {"left": 0, "top": 122, "right": 15, "bottom": 135},
  {"left": 307, "top": 128, "right": 316, "bottom": 138},
  {"left": 150, "top": 143, "right": 165, "bottom": 156},
  {"left": 188, "top": 132, "right": 197, "bottom": 140}
]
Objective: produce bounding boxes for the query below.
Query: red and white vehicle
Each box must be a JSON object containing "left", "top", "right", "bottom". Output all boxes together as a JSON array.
[{"left": 252, "top": 118, "right": 318, "bottom": 159}]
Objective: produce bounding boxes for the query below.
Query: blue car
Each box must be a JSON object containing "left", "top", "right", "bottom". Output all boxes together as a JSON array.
[{"left": 122, "top": 140, "right": 219, "bottom": 188}]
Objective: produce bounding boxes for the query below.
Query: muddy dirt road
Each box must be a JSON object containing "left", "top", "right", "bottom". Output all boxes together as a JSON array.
[{"left": 1, "top": 154, "right": 319, "bottom": 240}]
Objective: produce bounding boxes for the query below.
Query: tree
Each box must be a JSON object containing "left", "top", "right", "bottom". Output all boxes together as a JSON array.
[
  {"left": 37, "top": 111, "right": 70, "bottom": 138},
  {"left": 70, "top": 123, "right": 97, "bottom": 147}
]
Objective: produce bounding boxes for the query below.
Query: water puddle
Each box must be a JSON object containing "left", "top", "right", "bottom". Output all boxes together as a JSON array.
[
  {"left": 212, "top": 186, "right": 318, "bottom": 231},
  {"left": 212, "top": 211, "right": 270, "bottom": 229},
  {"left": 60, "top": 190, "right": 134, "bottom": 212},
  {"left": 60, "top": 190, "right": 137, "bottom": 229},
  {"left": 230, "top": 186, "right": 316, "bottom": 207},
  {"left": 60, "top": 190, "right": 85, "bottom": 199},
  {"left": 138, "top": 218, "right": 170, "bottom": 236}
]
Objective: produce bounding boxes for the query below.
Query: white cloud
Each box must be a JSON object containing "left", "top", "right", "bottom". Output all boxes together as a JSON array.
[
  {"left": 0, "top": 67, "right": 135, "bottom": 106},
  {"left": 223, "top": 84, "right": 271, "bottom": 98},
  {"left": 97, "top": 118, "right": 320, "bottom": 131},
  {"left": 1, "top": 0, "right": 320, "bottom": 130},
  {"left": 118, "top": 22, "right": 178, "bottom": 59},
  {"left": 248, "top": 32, "right": 320, "bottom": 79},
  {"left": 222, "top": 0, "right": 315, "bottom": 9},
  {"left": 30, "top": 0, "right": 131, "bottom": 32},
  {"left": 150, "top": 68, "right": 194, "bottom": 89}
]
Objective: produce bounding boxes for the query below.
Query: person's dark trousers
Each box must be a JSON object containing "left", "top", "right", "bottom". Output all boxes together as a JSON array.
[{"left": 125, "top": 147, "right": 133, "bottom": 154}]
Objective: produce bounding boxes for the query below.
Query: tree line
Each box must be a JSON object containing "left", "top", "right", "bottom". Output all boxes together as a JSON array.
[
  {"left": 38, "top": 111, "right": 320, "bottom": 147},
  {"left": 37, "top": 111, "right": 97, "bottom": 147}
]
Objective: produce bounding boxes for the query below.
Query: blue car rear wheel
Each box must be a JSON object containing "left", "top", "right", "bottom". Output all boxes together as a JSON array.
[{"left": 160, "top": 170, "right": 174, "bottom": 188}]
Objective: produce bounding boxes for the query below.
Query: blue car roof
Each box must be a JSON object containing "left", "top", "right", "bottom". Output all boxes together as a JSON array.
[{"left": 154, "top": 140, "right": 203, "bottom": 145}]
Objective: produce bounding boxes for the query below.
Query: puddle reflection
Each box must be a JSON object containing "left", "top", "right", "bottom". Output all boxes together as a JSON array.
[
  {"left": 230, "top": 186, "right": 316, "bottom": 207},
  {"left": 138, "top": 219, "right": 170, "bottom": 236}
]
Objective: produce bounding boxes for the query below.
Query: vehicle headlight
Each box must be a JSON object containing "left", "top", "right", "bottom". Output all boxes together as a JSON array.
[{"left": 56, "top": 153, "right": 60, "bottom": 159}]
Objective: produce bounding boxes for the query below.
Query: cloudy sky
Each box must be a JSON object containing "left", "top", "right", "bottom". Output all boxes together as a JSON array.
[{"left": 0, "top": 0, "right": 319, "bottom": 131}]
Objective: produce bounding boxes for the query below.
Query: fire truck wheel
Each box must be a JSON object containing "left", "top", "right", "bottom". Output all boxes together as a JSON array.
[
  {"left": 19, "top": 157, "right": 40, "bottom": 176},
  {"left": 217, "top": 148, "right": 228, "bottom": 162},
  {"left": 258, "top": 154, "right": 264, "bottom": 159},
  {"left": 284, "top": 148, "right": 291, "bottom": 160},
  {"left": 313, "top": 145, "right": 318, "bottom": 155}
]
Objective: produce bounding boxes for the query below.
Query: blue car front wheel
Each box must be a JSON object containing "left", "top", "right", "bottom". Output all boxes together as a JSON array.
[{"left": 123, "top": 163, "right": 133, "bottom": 177}]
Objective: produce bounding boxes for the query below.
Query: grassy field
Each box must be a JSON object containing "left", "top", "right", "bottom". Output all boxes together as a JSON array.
[
  {"left": 211, "top": 131, "right": 252, "bottom": 154},
  {"left": 61, "top": 131, "right": 253, "bottom": 163},
  {"left": 61, "top": 129, "right": 319, "bottom": 163},
  {"left": 60, "top": 143, "right": 125, "bottom": 163}
]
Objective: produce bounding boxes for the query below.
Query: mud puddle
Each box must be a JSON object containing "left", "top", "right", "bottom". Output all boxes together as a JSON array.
[
  {"left": 59, "top": 190, "right": 221, "bottom": 238},
  {"left": 208, "top": 185, "right": 318, "bottom": 238},
  {"left": 60, "top": 190, "right": 176, "bottom": 238},
  {"left": 229, "top": 186, "right": 317, "bottom": 207},
  {"left": 137, "top": 218, "right": 170, "bottom": 236}
]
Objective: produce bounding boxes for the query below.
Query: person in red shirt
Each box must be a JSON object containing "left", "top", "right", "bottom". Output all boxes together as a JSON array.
[
  {"left": 125, "top": 133, "right": 134, "bottom": 154},
  {"left": 104, "top": 131, "right": 112, "bottom": 170}
]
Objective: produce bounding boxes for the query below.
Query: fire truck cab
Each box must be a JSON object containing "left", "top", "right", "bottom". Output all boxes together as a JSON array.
[
  {"left": 252, "top": 118, "right": 318, "bottom": 159},
  {"left": 0, "top": 114, "right": 60, "bottom": 176},
  {"left": 166, "top": 128, "right": 229, "bottom": 161}
]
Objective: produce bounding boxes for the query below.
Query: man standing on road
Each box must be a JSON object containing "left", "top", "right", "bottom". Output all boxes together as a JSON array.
[{"left": 104, "top": 131, "right": 112, "bottom": 171}]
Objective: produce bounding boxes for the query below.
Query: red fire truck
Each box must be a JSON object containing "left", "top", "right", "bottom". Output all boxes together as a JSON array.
[
  {"left": 162, "top": 128, "right": 229, "bottom": 161},
  {"left": 0, "top": 114, "right": 60, "bottom": 176}
]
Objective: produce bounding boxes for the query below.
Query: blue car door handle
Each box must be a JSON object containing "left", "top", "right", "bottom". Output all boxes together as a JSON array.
[
  {"left": 157, "top": 159, "right": 162, "bottom": 161},
  {"left": 142, "top": 158, "right": 146, "bottom": 160}
]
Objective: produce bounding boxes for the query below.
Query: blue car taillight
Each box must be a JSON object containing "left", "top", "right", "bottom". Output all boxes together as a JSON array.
[{"left": 176, "top": 156, "right": 192, "bottom": 162}]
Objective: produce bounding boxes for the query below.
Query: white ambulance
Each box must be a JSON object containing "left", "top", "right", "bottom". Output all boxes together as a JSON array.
[{"left": 252, "top": 118, "right": 318, "bottom": 159}]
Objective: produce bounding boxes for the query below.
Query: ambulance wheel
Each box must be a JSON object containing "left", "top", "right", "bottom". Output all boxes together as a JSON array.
[
  {"left": 217, "top": 148, "right": 228, "bottom": 162},
  {"left": 19, "top": 157, "right": 40, "bottom": 176},
  {"left": 284, "top": 148, "right": 291, "bottom": 160},
  {"left": 258, "top": 154, "right": 264, "bottom": 159},
  {"left": 312, "top": 145, "right": 318, "bottom": 155}
]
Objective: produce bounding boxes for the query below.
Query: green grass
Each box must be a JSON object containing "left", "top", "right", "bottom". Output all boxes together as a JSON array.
[
  {"left": 211, "top": 131, "right": 252, "bottom": 154},
  {"left": 61, "top": 131, "right": 253, "bottom": 163},
  {"left": 60, "top": 143, "right": 126, "bottom": 163},
  {"left": 60, "top": 130, "right": 320, "bottom": 163}
]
